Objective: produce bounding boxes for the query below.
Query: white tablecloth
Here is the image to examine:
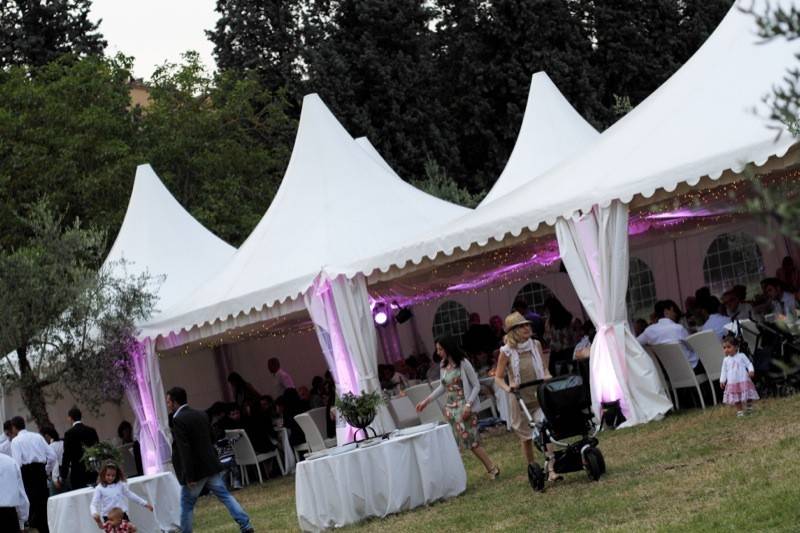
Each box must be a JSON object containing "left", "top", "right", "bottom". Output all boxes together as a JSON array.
[
  {"left": 295, "top": 425, "right": 466, "bottom": 531},
  {"left": 48, "top": 472, "right": 181, "bottom": 533},
  {"left": 277, "top": 427, "right": 297, "bottom": 474}
]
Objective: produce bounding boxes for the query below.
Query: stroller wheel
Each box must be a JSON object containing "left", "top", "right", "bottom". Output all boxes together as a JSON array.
[
  {"left": 594, "top": 448, "right": 606, "bottom": 475},
  {"left": 584, "top": 448, "right": 603, "bottom": 481},
  {"left": 528, "top": 463, "right": 546, "bottom": 492}
]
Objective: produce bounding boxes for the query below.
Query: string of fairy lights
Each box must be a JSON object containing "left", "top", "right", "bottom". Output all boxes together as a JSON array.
[{"left": 165, "top": 166, "right": 800, "bottom": 357}]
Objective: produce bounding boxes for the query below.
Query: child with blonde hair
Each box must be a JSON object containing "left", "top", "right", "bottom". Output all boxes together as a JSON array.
[{"left": 720, "top": 335, "right": 759, "bottom": 417}]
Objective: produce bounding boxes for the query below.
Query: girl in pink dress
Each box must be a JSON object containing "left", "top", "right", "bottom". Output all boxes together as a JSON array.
[{"left": 720, "top": 336, "right": 759, "bottom": 417}]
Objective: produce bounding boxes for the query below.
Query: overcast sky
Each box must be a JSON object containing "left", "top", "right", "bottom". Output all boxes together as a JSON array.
[{"left": 91, "top": 0, "right": 218, "bottom": 80}]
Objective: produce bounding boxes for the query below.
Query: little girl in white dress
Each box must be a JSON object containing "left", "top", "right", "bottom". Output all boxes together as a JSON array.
[{"left": 720, "top": 335, "right": 759, "bottom": 417}]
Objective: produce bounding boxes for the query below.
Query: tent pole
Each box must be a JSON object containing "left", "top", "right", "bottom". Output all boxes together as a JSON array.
[{"left": 672, "top": 240, "right": 685, "bottom": 306}]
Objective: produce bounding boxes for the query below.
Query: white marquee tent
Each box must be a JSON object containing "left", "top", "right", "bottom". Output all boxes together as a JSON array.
[
  {"left": 325, "top": 0, "right": 799, "bottom": 425},
  {"left": 480, "top": 72, "right": 599, "bottom": 206},
  {"left": 111, "top": 164, "right": 236, "bottom": 472}
]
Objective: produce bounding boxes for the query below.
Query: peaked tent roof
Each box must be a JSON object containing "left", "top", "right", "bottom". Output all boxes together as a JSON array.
[
  {"left": 479, "top": 72, "right": 599, "bottom": 206},
  {"left": 332, "top": 0, "right": 799, "bottom": 279},
  {"left": 109, "top": 164, "right": 236, "bottom": 317},
  {"left": 141, "top": 95, "right": 470, "bottom": 339}
]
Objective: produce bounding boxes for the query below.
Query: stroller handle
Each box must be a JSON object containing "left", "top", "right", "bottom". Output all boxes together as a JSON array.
[{"left": 516, "top": 379, "right": 547, "bottom": 390}]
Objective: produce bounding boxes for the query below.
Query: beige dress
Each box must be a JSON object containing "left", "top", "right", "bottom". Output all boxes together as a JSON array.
[{"left": 501, "top": 341, "right": 546, "bottom": 441}]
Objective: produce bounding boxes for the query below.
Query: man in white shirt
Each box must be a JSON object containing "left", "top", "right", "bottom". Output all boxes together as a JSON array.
[
  {"left": 700, "top": 297, "right": 732, "bottom": 340},
  {"left": 9, "top": 416, "right": 56, "bottom": 533},
  {"left": 637, "top": 300, "right": 699, "bottom": 369},
  {"left": 268, "top": 358, "right": 295, "bottom": 396},
  {"left": 762, "top": 278, "right": 797, "bottom": 316},
  {"left": 0, "top": 452, "right": 29, "bottom": 532}
]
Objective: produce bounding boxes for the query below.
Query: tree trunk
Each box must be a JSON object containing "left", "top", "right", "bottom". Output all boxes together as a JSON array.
[{"left": 16, "top": 344, "right": 53, "bottom": 429}]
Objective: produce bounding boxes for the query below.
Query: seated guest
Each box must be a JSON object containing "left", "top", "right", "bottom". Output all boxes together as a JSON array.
[
  {"left": 633, "top": 318, "right": 649, "bottom": 337},
  {"left": 277, "top": 389, "right": 306, "bottom": 447},
  {"left": 206, "top": 402, "right": 229, "bottom": 442},
  {"left": 700, "top": 297, "right": 732, "bottom": 340},
  {"left": 379, "top": 364, "right": 408, "bottom": 394},
  {"left": 309, "top": 377, "right": 325, "bottom": 408},
  {"left": 682, "top": 296, "right": 701, "bottom": 332},
  {"left": 762, "top": 277, "right": 797, "bottom": 316},
  {"left": 415, "top": 354, "right": 432, "bottom": 380},
  {"left": 776, "top": 255, "right": 800, "bottom": 292},
  {"left": 488, "top": 315, "right": 505, "bottom": 349},
  {"left": 241, "top": 400, "right": 276, "bottom": 454},
  {"left": 218, "top": 404, "right": 245, "bottom": 432},
  {"left": 462, "top": 313, "right": 496, "bottom": 361},
  {"left": 227, "top": 372, "right": 261, "bottom": 409},
  {"left": 637, "top": 300, "right": 699, "bottom": 370},
  {"left": 258, "top": 395, "right": 277, "bottom": 421},
  {"left": 722, "top": 288, "right": 753, "bottom": 320},
  {"left": 296, "top": 387, "right": 311, "bottom": 412}
]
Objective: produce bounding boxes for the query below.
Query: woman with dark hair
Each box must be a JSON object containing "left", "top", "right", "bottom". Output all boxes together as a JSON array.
[
  {"left": 415, "top": 335, "right": 499, "bottom": 479},
  {"left": 544, "top": 296, "right": 577, "bottom": 376},
  {"left": 227, "top": 372, "right": 261, "bottom": 408}
]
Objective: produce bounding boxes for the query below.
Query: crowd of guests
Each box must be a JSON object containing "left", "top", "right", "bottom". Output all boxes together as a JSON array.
[{"left": 0, "top": 406, "right": 145, "bottom": 532}]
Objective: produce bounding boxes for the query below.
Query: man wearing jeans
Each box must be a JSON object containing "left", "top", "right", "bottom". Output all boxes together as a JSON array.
[{"left": 166, "top": 387, "right": 254, "bottom": 533}]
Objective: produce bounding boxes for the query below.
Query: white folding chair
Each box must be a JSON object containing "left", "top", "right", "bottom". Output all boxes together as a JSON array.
[
  {"left": 306, "top": 406, "right": 329, "bottom": 437},
  {"left": 643, "top": 346, "right": 673, "bottom": 408},
  {"left": 388, "top": 396, "right": 421, "bottom": 428},
  {"left": 651, "top": 343, "right": 709, "bottom": 410},
  {"left": 737, "top": 319, "right": 760, "bottom": 354},
  {"left": 404, "top": 383, "right": 444, "bottom": 424},
  {"left": 294, "top": 413, "right": 337, "bottom": 454},
  {"left": 225, "top": 429, "right": 284, "bottom": 485},
  {"left": 687, "top": 330, "right": 725, "bottom": 405}
]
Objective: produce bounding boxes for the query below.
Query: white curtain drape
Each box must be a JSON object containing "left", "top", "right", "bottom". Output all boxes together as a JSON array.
[
  {"left": 555, "top": 201, "right": 672, "bottom": 426},
  {"left": 305, "top": 273, "right": 394, "bottom": 441},
  {"left": 126, "top": 338, "right": 172, "bottom": 473}
]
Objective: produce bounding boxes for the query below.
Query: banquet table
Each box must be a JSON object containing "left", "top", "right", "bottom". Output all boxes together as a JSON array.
[
  {"left": 294, "top": 424, "right": 466, "bottom": 531},
  {"left": 47, "top": 471, "right": 181, "bottom": 533}
]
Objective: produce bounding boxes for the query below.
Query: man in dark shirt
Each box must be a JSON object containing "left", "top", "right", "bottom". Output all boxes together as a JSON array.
[
  {"left": 166, "top": 387, "right": 254, "bottom": 533},
  {"left": 60, "top": 407, "right": 99, "bottom": 490}
]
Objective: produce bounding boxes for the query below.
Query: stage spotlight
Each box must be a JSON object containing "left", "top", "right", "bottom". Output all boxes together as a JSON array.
[
  {"left": 395, "top": 307, "right": 413, "bottom": 324},
  {"left": 374, "top": 310, "right": 388, "bottom": 325}
]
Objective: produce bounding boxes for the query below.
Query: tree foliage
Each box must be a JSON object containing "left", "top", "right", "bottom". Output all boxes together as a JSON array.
[
  {"left": 0, "top": 0, "right": 106, "bottom": 68},
  {"left": 0, "top": 201, "right": 156, "bottom": 427}
]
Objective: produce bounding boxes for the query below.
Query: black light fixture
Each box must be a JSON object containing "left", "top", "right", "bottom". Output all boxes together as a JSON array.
[{"left": 395, "top": 307, "right": 413, "bottom": 324}]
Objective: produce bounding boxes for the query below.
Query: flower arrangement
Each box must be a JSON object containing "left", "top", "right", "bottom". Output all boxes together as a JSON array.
[
  {"left": 81, "top": 441, "right": 123, "bottom": 474},
  {"left": 335, "top": 390, "right": 383, "bottom": 440}
]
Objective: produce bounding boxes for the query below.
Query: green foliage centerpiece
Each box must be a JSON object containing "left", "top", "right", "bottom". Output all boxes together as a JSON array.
[
  {"left": 81, "top": 441, "right": 123, "bottom": 478},
  {"left": 335, "top": 390, "right": 383, "bottom": 442}
]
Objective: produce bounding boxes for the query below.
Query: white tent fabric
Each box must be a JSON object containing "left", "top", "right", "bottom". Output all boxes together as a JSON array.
[
  {"left": 112, "top": 164, "right": 236, "bottom": 471},
  {"left": 304, "top": 274, "right": 394, "bottom": 442},
  {"left": 331, "top": 1, "right": 799, "bottom": 280},
  {"left": 141, "top": 94, "right": 470, "bottom": 340},
  {"left": 556, "top": 202, "right": 672, "bottom": 425},
  {"left": 479, "top": 72, "right": 599, "bottom": 206}
]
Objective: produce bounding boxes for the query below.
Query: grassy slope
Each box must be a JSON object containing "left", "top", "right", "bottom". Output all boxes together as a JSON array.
[{"left": 193, "top": 395, "right": 800, "bottom": 532}]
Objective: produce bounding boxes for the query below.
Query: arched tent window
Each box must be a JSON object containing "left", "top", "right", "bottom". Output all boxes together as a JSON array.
[
  {"left": 431, "top": 301, "right": 470, "bottom": 343},
  {"left": 515, "top": 282, "right": 553, "bottom": 314},
  {"left": 703, "top": 232, "right": 765, "bottom": 296},
  {"left": 626, "top": 257, "right": 657, "bottom": 320}
]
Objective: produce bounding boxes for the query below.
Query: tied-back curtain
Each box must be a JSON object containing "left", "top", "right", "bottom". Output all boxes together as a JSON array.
[
  {"left": 555, "top": 201, "right": 672, "bottom": 426},
  {"left": 126, "top": 338, "right": 172, "bottom": 473},
  {"left": 305, "top": 273, "right": 394, "bottom": 440}
]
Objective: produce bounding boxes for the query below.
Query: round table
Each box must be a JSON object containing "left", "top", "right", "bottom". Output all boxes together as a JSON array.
[
  {"left": 47, "top": 471, "right": 181, "bottom": 533},
  {"left": 295, "top": 424, "right": 466, "bottom": 531}
]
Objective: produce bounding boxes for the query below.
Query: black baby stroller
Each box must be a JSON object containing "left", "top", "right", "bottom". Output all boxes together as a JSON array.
[{"left": 516, "top": 375, "right": 605, "bottom": 492}]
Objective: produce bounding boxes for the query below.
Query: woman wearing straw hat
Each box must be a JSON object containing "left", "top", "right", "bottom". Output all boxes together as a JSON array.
[{"left": 495, "top": 312, "right": 561, "bottom": 480}]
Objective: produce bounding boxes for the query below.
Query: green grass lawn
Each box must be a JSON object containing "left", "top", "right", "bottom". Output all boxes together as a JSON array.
[{"left": 193, "top": 395, "right": 800, "bottom": 532}]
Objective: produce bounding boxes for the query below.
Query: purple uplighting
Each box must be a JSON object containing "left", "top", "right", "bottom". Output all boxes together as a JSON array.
[{"left": 129, "top": 341, "right": 163, "bottom": 474}]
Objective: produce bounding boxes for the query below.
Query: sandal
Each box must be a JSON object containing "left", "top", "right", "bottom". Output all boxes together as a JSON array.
[
  {"left": 487, "top": 465, "right": 500, "bottom": 480},
  {"left": 547, "top": 460, "right": 563, "bottom": 482}
]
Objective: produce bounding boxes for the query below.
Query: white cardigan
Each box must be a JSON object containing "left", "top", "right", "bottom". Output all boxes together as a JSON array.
[{"left": 426, "top": 359, "right": 481, "bottom": 407}]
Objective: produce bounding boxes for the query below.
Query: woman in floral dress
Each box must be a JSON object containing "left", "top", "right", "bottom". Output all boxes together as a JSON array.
[{"left": 416, "top": 335, "right": 500, "bottom": 479}]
